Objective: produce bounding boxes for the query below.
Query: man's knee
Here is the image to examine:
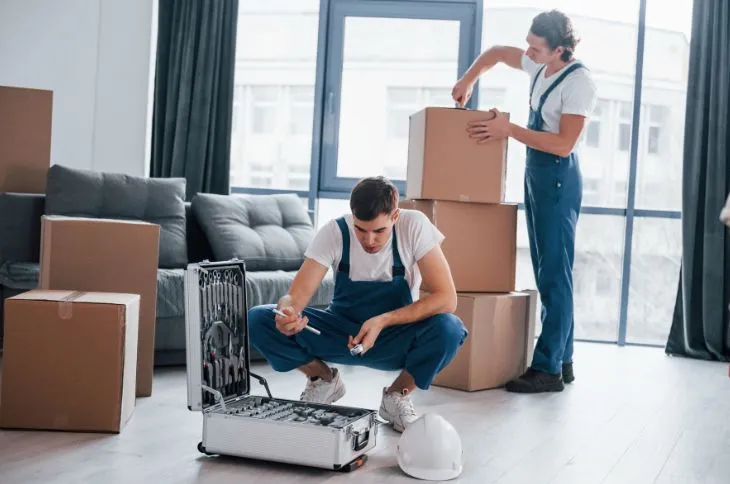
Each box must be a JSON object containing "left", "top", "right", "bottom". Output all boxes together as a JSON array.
[
  {"left": 247, "top": 303, "right": 276, "bottom": 347},
  {"left": 425, "top": 313, "right": 468, "bottom": 353}
]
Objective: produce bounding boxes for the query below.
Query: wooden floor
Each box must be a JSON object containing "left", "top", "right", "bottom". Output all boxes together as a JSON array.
[{"left": 1, "top": 342, "right": 729, "bottom": 484}]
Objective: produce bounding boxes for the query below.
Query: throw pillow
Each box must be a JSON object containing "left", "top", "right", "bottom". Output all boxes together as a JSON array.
[
  {"left": 191, "top": 192, "right": 314, "bottom": 271},
  {"left": 44, "top": 164, "right": 188, "bottom": 268}
]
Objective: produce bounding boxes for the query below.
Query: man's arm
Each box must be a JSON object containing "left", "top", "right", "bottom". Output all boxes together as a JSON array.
[
  {"left": 379, "top": 244, "right": 458, "bottom": 328},
  {"left": 461, "top": 45, "right": 526, "bottom": 83},
  {"left": 509, "top": 113, "right": 587, "bottom": 157},
  {"left": 453, "top": 46, "right": 533, "bottom": 107},
  {"left": 277, "top": 258, "right": 329, "bottom": 314}
]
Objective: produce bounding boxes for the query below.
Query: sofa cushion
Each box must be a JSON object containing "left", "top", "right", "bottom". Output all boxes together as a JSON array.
[
  {"left": 192, "top": 193, "right": 315, "bottom": 271},
  {"left": 44, "top": 164, "right": 188, "bottom": 269}
]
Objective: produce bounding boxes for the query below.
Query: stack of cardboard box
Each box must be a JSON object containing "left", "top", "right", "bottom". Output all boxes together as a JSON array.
[
  {"left": 400, "top": 106, "right": 537, "bottom": 391},
  {"left": 0, "top": 85, "right": 157, "bottom": 433}
]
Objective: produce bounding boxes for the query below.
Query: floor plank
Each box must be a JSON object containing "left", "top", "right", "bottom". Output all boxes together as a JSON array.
[{"left": 1, "top": 343, "right": 729, "bottom": 484}]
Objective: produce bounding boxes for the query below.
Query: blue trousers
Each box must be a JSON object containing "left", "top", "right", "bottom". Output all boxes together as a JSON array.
[
  {"left": 524, "top": 151, "right": 582, "bottom": 375},
  {"left": 248, "top": 304, "right": 468, "bottom": 390}
]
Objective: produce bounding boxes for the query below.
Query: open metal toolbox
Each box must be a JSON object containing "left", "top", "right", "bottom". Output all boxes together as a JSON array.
[{"left": 184, "top": 259, "right": 379, "bottom": 471}]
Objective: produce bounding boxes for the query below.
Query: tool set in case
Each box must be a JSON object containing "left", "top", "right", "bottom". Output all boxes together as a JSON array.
[{"left": 184, "top": 259, "right": 379, "bottom": 471}]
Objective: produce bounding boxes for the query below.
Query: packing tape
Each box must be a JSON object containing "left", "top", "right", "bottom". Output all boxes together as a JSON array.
[{"left": 58, "top": 291, "right": 84, "bottom": 320}]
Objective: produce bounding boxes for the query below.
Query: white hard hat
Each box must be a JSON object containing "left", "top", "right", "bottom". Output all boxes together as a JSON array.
[{"left": 395, "top": 413, "right": 463, "bottom": 481}]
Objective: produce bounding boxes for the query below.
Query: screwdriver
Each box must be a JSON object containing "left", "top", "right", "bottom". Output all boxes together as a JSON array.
[{"left": 271, "top": 308, "right": 321, "bottom": 335}]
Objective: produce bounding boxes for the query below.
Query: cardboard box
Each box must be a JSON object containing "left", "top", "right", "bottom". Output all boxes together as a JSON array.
[
  {"left": 0, "top": 290, "right": 139, "bottom": 432},
  {"left": 406, "top": 107, "right": 508, "bottom": 204},
  {"left": 39, "top": 215, "right": 160, "bottom": 397},
  {"left": 430, "top": 290, "right": 537, "bottom": 391},
  {"left": 400, "top": 199, "right": 517, "bottom": 293},
  {"left": 0, "top": 85, "right": 53, "bottom": 193}
]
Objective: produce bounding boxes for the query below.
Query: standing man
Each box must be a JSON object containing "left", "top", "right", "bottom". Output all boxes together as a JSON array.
[
  {"left": 451, "top": 10, "right": 597, "bottom": 393},
  {"left": 248, "top": 176, "right": 468, "bottom": 432}
]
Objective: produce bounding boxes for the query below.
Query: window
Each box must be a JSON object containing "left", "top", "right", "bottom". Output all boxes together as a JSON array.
[
  {"left": 627, "top": 218, "right": 682, "bottom": 345},
  {"left": 479, "top": 87, "right": 506, "bottom": 110},
  {"left": 479, "top": 4, "right": 636, "bottom": 211},
  {"left": 230, "top": 84, "right": 315, "bottom": 190},
  {"left": 584, "top": 99, "right": 607, "bottom": 148},
  {"left": 386, "top": 87, "right": 452, "bottom": 139},
  {"left": 230, "top": 3, "right": 320, "bottom": 191},
  {"left": 234, "top": 0, "right": 689, "bottom": 349},
  {"left": 382, "top": 86, "right": 455, "bottom": 179},
  {"left": 617, "top": 101, "right": 633, "bottom": 152},
  {"left": 516, "top": 211, "right": 625, "bottom": 342},
  {"left": 330, "top": 13, "right": 464, "bottom": 184}
]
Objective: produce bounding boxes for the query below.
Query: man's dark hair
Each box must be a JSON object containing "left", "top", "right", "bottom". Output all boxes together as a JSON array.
[
  {"left": 530, "top": 10, "right": 579, "bottom": 62},
  {"left": 349, "top": 176, "right": 399, "bottom": 221}
]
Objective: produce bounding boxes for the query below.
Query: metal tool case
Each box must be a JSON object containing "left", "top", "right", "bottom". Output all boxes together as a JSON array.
[{"left": 184, "top": 259, "right": 378, "bottom": 471}]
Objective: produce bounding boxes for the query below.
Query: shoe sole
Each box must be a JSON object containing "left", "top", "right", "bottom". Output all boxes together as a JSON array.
[{"left": 505, "top": 383, "right": 564, "bottom": 393}]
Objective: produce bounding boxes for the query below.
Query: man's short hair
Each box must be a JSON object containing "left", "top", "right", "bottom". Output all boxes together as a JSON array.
[
  {"left": 349, "top": 176, "right": 399, "bottom": 221},
  {"left": 530, "top": 9, "right": 579, "bottom": 62}
]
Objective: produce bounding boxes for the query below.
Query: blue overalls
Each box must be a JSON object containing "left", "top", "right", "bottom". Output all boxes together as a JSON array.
[
  {"left": 524, "top": 63, "right": 584, "bottom": 376},
  {"left": 248, "top": 217, "right": 468, "bottom": 390}
]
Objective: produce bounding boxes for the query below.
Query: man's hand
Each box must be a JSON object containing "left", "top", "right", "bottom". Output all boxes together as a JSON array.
[
  {"left": 467, "top": 108, "right": 511, "bottom": 143},
  {"left": 274, "top": 306, "right": 310, "bottom": 336},
  {"left": 451, "top": 78, "right": 474, "bottom": 107},
  {"left": 349, "top": 314, "right": 389, "bottom": 354}
]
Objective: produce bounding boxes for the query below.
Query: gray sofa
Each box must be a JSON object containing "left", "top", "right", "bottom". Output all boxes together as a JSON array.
[{"left": 0, "top": 165, "right": 335, "bottom": 365}]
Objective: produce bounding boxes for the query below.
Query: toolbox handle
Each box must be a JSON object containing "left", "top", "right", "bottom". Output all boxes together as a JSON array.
[{"left": 352, "top": 429, "right": 370, "bottom": 452}]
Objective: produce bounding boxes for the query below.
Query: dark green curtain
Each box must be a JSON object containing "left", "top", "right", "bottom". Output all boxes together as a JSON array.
[
  {"left": 666, "top": 0, "right": 730, "bottom": 360},
  {"left": 150, "top": 0, "right": 239, "bottom": 200}
]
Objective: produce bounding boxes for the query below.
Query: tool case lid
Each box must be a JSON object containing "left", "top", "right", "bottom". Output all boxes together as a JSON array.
[{"left": 184, "top": 259, "right": 251, "bottom": 411}]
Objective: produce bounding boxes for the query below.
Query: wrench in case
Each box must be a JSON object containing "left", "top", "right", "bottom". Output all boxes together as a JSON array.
[{"left": 184, "top": 259, "right": 378, "bottom": 471}]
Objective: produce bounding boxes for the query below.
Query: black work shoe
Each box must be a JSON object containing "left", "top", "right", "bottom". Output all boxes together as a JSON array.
[
  {"left": 562, "top": 362, "right": 575, "bottom": 384},
  {"left": 505, "top": 368, "right": 564, "bottom": 393}
]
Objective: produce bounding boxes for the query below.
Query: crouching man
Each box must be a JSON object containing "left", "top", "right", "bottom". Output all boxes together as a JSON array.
[{"left": 248, "top": 176, "right": 468, "bottom": 432}]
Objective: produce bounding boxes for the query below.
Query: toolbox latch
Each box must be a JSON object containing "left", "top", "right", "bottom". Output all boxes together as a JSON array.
[{"left": 351, "top": 429, "right": 370, "bottom": 451}]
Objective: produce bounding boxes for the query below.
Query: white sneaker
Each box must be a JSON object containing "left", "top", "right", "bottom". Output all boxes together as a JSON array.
[
  {"left": 300, "top": 367, "right": 346, "bottom": 404},
  {"left": 379, "top": 387, "right": 418, "bottom": 432}
]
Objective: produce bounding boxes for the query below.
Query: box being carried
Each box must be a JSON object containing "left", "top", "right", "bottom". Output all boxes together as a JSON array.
[
  {"left": 0, "top": 290, "right": 139, "bottom": 433},
  {"left": 429, "top": 290, "right": 538, "bottom": 392},
  {"left": 39, "top": 215, "right": 160, "bottom": 397},
  {"left": 406, "top": 106, "right": 509, "bottom": 204},
  {"left": 185, "top": 259, "right": 378, "bottom": 472}
]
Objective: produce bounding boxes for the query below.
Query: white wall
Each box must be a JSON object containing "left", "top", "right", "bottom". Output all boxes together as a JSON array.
[{"left": 0, "top": 0, "right": 157, "bottom": 178}]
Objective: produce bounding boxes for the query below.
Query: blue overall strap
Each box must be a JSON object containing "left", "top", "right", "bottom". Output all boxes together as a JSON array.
[
  {"left": 536, "top": 62, "right": 585, "bottom": 112},
  {"left": 335, "top": 217, "right": 350, "bottom": 274},
  {"left": 391, "top": 227, "right": 405, "bottom": 277},
  {"left": 335, "top": 216, "right": 405, "bottom": 278},
  {"left": 529, "top": 65, "right": 546, "bottom": 102}
]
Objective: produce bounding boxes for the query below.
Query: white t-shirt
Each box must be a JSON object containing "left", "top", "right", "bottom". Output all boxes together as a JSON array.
[
  {"left": 521, "top": 53, "right": 598, "bottom": 135},
  {"left": 304, "top": 209, "right": 445, "bottom": 301}
]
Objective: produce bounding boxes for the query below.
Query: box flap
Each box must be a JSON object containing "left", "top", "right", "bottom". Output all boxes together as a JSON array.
[
  {"left": 10, "top": 289, "right": 139, "bottom": 306},
  {"left": 42, "top": 214, "right": 156, "bottom": 227}
]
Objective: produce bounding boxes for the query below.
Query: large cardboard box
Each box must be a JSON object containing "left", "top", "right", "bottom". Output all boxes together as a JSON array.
[
  {"left": 400, "top": 199, "right": 517, "bottom": 293},
  {"left": 39, "top": 215, "right": 160, "bottom": 397},
  {"left": 0, "top": 85, "right": 53, "bottom": 193},
  {"left": 406, "top": 107, "right": 508, "bottom": 204},
  {"left": 430, "top": 290, "right": 538, "bottom": 391},
  {"left": 0, "top": 290, "right": 139, "bottom": 432}
]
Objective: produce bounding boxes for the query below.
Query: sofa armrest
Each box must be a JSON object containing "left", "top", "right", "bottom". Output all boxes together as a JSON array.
[{"left": 0, "top": 192, "right": 45, "bottom": 264}]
